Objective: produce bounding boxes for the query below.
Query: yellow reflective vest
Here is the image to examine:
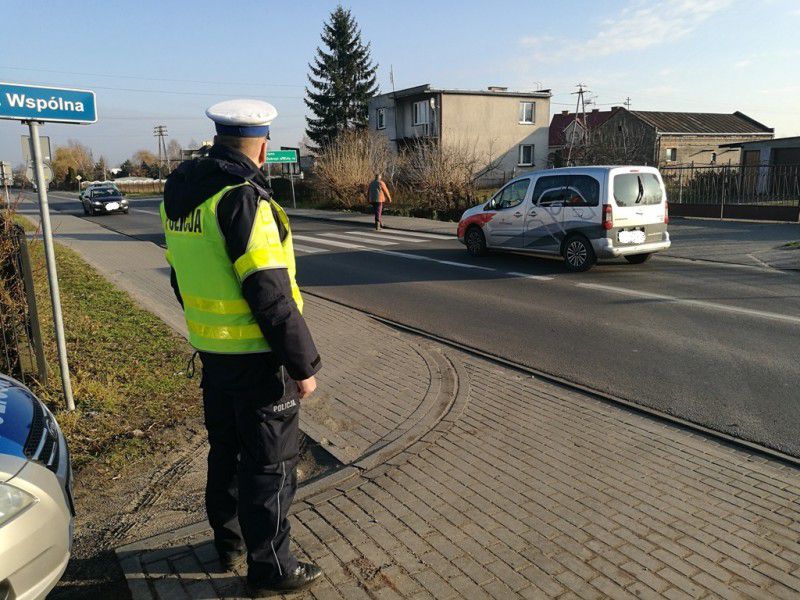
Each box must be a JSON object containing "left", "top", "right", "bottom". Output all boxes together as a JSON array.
[{"left": 161, "top": 182, "right": 303, "bottom": 354}]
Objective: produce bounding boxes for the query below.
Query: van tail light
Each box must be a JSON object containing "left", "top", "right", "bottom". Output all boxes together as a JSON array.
[
  {"left": 602, "top": 204, "right": 613, "bottom": 230},
  {"left": 664, "top": 201, "right": 669, "bottom": 224}
]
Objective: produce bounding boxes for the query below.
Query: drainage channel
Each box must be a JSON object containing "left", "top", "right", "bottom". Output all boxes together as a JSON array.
[{"left": 302, "top": 290, "right": 800, "bottom": 470}]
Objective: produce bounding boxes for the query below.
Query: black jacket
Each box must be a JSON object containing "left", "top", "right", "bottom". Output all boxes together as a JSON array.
[{"left": 163, "top": 144, "right": 321, "bottom": 382}]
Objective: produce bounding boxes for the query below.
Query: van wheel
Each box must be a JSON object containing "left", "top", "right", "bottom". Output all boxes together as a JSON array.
[
  {"left": 465, "top": 226, "right": 488, "bottom": 257},
  {"left": 625, "top": 253, "right": 652, "bottom": 264},
  {"left": 563, "top": 235, "right": 596, "bottom": 272}
]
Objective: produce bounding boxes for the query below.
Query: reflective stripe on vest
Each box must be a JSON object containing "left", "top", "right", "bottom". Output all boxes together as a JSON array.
[{"left": 161, "top": 181, "right": 303, "bottom": 353}]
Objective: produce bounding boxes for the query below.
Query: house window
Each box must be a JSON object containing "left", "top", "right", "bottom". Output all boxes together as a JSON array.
[
  {"left": 518, "top": 144, "right": 534, "bottom": 166},
  {"left": 519, "top": 102, "right": 535, "bottom": 124},
  {"left": 376, "top": 108, "right": 386, "bottom": 130},
  {"left": 665, "top": 148, "right": 677, "bottom": 162},
  {"left": 711, "top": 152, "right": 717, "bottom": 164},
  {"left": 412, "top": 100, "right": 429, "bottom": 126}
]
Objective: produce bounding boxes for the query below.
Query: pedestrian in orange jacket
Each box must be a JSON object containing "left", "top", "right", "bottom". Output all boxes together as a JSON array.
[{"left": 367, "top": 173, "right": 391, "bottom": 230}]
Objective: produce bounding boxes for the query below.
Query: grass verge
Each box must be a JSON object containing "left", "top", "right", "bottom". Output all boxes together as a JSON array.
[{"left": 20, "top": 216, "right": 201, "bottom": 474}]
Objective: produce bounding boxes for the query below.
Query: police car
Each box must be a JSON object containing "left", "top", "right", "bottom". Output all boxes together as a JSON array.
[
  {"left": 0, "top": 374, "right": 74, "bottom": 600},
  {"left": 457, "top": 166, "right": 671, "bottom": 271}
]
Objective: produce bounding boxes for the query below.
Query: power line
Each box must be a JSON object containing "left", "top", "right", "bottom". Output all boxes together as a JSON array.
[
  {"left": 2, "top": 78, "right": 303, "bottom": 100},
  {"left": 0, "top": 65, "right": 305, "bottom": 88}
]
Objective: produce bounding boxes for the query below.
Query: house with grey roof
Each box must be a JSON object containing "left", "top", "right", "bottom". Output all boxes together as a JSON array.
[
  {"left": 598, "top": 108, "right": 774, "bottom": 166},
  {"left": 368, "top": 84, "right": 552, "bottom": 184}
]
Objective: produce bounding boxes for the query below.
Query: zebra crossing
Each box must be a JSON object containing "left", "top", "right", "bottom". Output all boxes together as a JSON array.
[{"left": 292, "top": 229, "right": 451, "bottom": 254}]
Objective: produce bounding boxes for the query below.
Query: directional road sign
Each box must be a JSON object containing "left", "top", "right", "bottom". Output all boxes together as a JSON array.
[
  {"left": 0, "top": 82, "right": 97, "bottom": 124},
  {"left": 26, "top": 161, "right": 53, "bottom": 186},
  {"left": 266, "top": 149, "right": 297, "bottom": 164}
]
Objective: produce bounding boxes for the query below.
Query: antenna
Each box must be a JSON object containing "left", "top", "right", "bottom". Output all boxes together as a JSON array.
[
  {"left": 567, "top": 84, "right": 590, "bottom": 166},
  {"left": 153, "top": 125, "right": 168, "bottom": 179}
]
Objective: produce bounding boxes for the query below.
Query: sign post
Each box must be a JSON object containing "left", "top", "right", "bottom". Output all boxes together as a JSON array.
[
  {"left": 0, "top": 161, "right": 11, "bottom": 206},
  {"left": 1, "top": 82, "right": 98, "bottom": 411},
  {"left": 266, "top": 149, "right": 299, "bottom": 208}
]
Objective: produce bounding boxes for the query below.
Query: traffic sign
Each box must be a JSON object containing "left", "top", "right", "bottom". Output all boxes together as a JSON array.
[
  {"left": 26, "top": 161, "right": 53, "bottom": 186},
  {"left": 0, "top": 161, "right": 11, "bottom": 181},
  {"left": 266, "top": 149, "right": 297, "bottom": 164},
  {"left": 22, "top": 135, "right": 51, "bottom": 163},
  {"left": 0, "top": 82, "right": 97, "bottom": 124}
]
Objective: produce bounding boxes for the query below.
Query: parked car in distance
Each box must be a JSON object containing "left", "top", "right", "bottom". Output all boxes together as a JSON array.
[
  {"left": 79, "top": 182, "right": 120, "bottom": 202},
  {"left": 0, "top": 373, "right": 74, "bottom": 600},
  {"left": 81, "top": 186, "right": 129, "bottom": 215},
  {"left": 457, "top": 166, "right": 671, "bottom": 271}
]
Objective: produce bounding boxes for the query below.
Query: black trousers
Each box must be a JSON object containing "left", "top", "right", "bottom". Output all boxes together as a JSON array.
[{"left": 200, "top": 351, "right": 300, "bottom": 581}]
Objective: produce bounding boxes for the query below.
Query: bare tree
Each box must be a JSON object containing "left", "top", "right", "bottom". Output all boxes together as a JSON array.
[
  {"left": 312, "top": 130, "right": 395, "bottom": 208},
  {"left": 400, "top": 137, "right": 495, "bottom": 214},
  {"left": 167, "top": 140, "right": 183, "bottom": 169}
]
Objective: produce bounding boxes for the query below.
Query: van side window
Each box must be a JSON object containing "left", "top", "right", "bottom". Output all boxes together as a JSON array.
[
  {"left": 493, "top": 178, "right": 531, "bottom": 210},
  {"left": 533, "top": 175, "right": 599, "bottom": 207}
]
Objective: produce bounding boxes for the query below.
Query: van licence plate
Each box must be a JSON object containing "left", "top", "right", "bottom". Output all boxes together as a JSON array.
[{"left": 618, "top": 229, "right": 646, "bottom": 244}]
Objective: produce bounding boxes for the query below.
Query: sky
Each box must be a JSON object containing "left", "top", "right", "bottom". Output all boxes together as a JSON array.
[{"left": 2, "top": 0, "right": 799, "bottom": 167}]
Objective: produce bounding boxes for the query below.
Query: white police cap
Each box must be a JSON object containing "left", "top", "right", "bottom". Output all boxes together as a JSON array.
[{"left": 206, "top": 99, "right": 278, "bottom": 137}]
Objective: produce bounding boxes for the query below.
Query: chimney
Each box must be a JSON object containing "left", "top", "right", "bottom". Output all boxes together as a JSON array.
[
  {"left": 561, "top": 110, "right": 569, "bottom": 115},
  {"left": 592, "top": 108, "right": 599, "bottom": 113},
  {"left": 487, "top": 86, "right": 508, "bottom": 92}
]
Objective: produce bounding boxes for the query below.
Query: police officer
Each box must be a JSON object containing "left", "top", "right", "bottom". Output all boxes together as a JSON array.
[{"left": 162, "top": 99, "right": 322, "bottom": 594}]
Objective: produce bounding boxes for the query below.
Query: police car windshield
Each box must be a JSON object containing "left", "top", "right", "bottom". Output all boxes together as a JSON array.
[{"left": 613, "top": 173, "right": 663, "bottom": 207}]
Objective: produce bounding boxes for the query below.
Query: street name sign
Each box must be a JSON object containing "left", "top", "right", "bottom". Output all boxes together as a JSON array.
[
  {"left": 266, "top": 149, "right": 297, "bottom": 164},
  {"left": 1, "top": 81, "right": 96, "bottom": 411},
  {"left": 0, "top": 82, "right": 97, "bottom": 124}
]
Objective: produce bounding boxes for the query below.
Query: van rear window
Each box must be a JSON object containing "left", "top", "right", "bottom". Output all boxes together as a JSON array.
[{"left": 613, "top": 173, "right": 664, "bottom": 206}]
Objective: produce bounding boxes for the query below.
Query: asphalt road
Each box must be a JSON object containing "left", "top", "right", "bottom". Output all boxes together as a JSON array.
[{"left": 24, "top": 191, "right": 800, "bottom": 457}]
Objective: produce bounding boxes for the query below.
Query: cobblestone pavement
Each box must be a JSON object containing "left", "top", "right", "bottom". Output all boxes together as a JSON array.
[
  {"left": 21, "top": 206, "right": 800, "bottom": 598},
  {"left": 118, "top": 344, "right": 800, "bottom": 599}
]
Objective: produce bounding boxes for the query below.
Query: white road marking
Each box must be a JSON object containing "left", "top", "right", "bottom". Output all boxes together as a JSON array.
[
  {"left": 655, "top": 254, "right": 789, "bottom": 275},
  {"left": 577, "top": 282, "right": 800, "bottom": 325},
  {"left": 133, "top": 208, "right": 161, "bottom": 216},
  {"left": 293, "top": 244, "right": 327, "bottom": 254},
  {"left": 293, "top": 234, "right": 365, "bottom": 250},
  {"left": 320, "top": 232, "right": 397, "bottom": 246},
  {"left": 378, "top": 229, "right": 454, "bottom": 241},
  {"left": 376, "top": 249, "right": 496, "bottom": 271},
  {"left": 506, "top": 272, "right": 554, "bottom": 281},
  {"left": 345, "top": 230, "right": 425, "bottom": 243}
]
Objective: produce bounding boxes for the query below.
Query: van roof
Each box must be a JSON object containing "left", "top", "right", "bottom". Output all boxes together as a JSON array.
[{"left": 506, "top": 165, "right": 659, "bottom": 184}]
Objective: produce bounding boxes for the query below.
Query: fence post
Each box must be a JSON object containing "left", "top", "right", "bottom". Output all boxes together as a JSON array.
[
  {"left": 16, "top": 225, "right": 48, "bottom": 385},
  {"left": 678, "top": 168, "right": 684, "bottom": 204},
  {"left": 720, "top": 165, "right": 726, "bottom": 219}
]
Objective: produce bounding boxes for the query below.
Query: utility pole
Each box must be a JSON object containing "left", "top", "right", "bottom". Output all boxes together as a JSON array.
[
  {"left": 567, "top": 84, "right": 589, "bottom": 166},
  {"left": 153, "top": 125, "right": 168, "bottom": 180},
  {"left": 624, "top": 97, "right": 632, "bottom": 110}
]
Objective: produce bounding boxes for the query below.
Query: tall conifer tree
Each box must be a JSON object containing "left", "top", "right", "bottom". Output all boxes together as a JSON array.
[{"left": 305, "top": 6, "right": 378, "bottom": 150}]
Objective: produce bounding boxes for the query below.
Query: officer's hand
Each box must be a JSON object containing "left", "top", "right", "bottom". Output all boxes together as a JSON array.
[{"left": 296, "top": 376, "right": 317, "bottom": 399}]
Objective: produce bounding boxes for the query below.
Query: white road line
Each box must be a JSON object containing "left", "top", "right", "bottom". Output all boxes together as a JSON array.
[
  {"left": 506, "top": 272, "right": 554, "bottom": 281},
  {"left": 293, "top": 234, "right": 365, "bottom": 250},
  {"left": 655, "top": 254, "right": 789, "bottom": 275},
  {"left": 378, "top": 229, "right": 454, "bottom": 241},
  {"left": 345, "top": 230, "right": 425, "bottom": 243},
  {"left": 577, "top": 282, "right": 800, "bottom": 325},
  {"left": 320, "top": 232, "right": 397, "bottom": 246},
  {"left": 376, "top": 249, "right": 496, "bottom": 271},
  {"left": 293, "top": 244, "right": 327, "bottom": 254},
  {"left": 133, "top": 208, "right": 161, "bottom": 216}
]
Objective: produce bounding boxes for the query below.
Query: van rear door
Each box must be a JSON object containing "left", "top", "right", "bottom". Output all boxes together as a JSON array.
[{"left": 610, "top": 168, "right": 667, "bottom": 244}]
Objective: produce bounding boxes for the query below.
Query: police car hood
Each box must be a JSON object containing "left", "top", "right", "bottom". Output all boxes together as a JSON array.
[{"left": 163, "top": 145, "right": 264, "bottom": 220}]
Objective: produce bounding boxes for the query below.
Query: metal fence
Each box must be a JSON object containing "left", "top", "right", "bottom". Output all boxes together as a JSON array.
[
  {"left": 660, "top": 163, "right": 800, "bottom": 207},
  {"left": 0, "top": 221, "right": 47, "bottom": 384}
]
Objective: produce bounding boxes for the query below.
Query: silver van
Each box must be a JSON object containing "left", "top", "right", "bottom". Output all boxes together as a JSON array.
[{"left": 457, "top": 166, "right": 671, "bottom": 271}]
